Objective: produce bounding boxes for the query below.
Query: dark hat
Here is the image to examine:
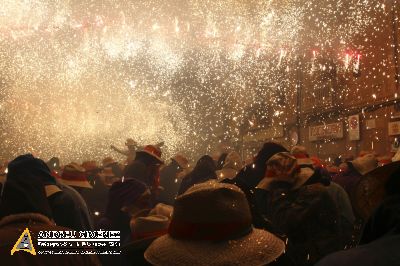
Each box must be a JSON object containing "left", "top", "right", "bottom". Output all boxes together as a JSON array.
[
  {"left": 7, "top": 154, "right": 55, "bottom": 185},
  {"left": 145, "top": 181, "right": 285, "bottom": 266}
]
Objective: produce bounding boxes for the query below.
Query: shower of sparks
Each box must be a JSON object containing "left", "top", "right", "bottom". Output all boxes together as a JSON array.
[{"left": 0, "top": 0, "right": 392, "bottom": 162}]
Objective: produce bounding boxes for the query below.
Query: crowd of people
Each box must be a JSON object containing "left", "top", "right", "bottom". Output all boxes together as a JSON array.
[{"left": 0, "top": 138, "right": 399, "bottom": 265}]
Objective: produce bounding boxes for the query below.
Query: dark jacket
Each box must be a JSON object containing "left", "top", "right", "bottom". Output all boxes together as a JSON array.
[
  {"left": 255, "top": 171, "right": 343, "bottom": 266},
  {"left": 178, "top": 155, "right": 217, "bottom": 195}
]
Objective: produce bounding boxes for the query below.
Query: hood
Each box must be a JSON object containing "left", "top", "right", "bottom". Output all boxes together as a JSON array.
[{"left": 223, "top": 151, "right": 243, "bottom": 171}]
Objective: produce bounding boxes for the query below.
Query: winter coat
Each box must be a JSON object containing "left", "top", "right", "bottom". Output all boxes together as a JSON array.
[
  {"left": 0, "top": 213, "right": 100, "bottom": 266},
  {"left": 216, "top": 151, "right": 243, "bottom": 180},
  {"left": 255, "top": 171, "right": 343, "bottom": 266}
]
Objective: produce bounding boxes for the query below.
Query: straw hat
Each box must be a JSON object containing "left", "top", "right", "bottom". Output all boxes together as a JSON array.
[
  {"left": 144, "top": 181, "right": 285, "bottom": 266},
  {"left": 60, "top": 163, "right": 92, "bottom": 189},
  {"left": 81, "top": 161, "right": 99, "bottom": 172},
  {"left": 149, "top": 203, "right": 173, "bottom": 219},
  {"left": 131, "top": 215, "right": 170, "bottom": 241},
  {"left": 137, "top": 145, "right": 164, "bottom": 164},
  {"left": 352, "top": 153, "right": 378, "bottom": 175}
]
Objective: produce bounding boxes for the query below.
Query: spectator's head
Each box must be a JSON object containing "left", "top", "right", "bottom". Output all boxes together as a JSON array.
[
  {"left": 106, "top": 179, "right": 150, "bottom": 218},
  {"left": 136, "top": 145, "right": 164, "bottom": 166},
  {"left": 7, "top": 154, "right": 55, "bottom": 185},
  {"left": 192, "top": 155, "right": 216, "bottom": 176},
  {"left": 60, "top": 163, "right": 92, "bottom": 189},
  {"left": 0, "top": 155, "right": 52, "bottom": 219},
  {"left": 144, "top": 181, "right": 285, "bottom": 265},
  {"left": 125, "top": 138, "right": 137, "bottom": 147},
  {"left": 171, "top": 154, "right": 190, "bottom": 172},
  {"left": 124, "top": 161, "right": 148, "bottom": 183},
  {"left": 254, "top": 142, "right": 288, "bottom": 172}
]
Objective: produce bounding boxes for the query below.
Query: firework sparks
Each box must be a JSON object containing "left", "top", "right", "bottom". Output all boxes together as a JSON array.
[{"left": 0, "top": 0, "right": 389, "bottom": 161}]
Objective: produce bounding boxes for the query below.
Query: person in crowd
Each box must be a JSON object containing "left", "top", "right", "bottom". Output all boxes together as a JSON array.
[
  {"left": 7, "top": 154, "right": 92, "bottom": 231},
  {"left": 223, "top": 142, "right": 288, "bottom": 229},
  {"left": 333, "top": 153, "right": 378, "bottom": 199},
  {"left": 255, "top": 152, "right": 343, "bottom": 265},
  {"left": 291, "top": 146, "right": 355, "bottom": 231},
  {"left": 317, "top": 162, "right": 400, "bottom": 266},
  {"left": 134, "top": 145, "right": 165, "bottom": 205},
  {"left": 0, "top": 164, "right": 100, "bottom": 265},
  {"left": 233, "top": 142, "right": 288, "bottom": 190},
  {"left": 158, "top": 154, "right": 190, "bottom": 205},
  {"left": 144, "top": 181, "right": 286, "bottom": 266},
  {"left": 216, "top": 150, "right": 243, "bottom": 180},
  {"left": 177, "top": 155, "right": 216, "bottom": 195},
  {"left": 111, "top": 138, "right": 140, "bottom": 164},
  {"left": 97, "top": 178, "right": 151, "bottom": 243}
]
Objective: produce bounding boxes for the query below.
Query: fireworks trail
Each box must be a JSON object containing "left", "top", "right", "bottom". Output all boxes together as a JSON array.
[{"left": 0, "top": 0, "right": 389, "bottom": 161}]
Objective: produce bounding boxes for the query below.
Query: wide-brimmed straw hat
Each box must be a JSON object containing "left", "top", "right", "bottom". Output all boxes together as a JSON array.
[
  {"left": 144, "top": 181, "right": 285, "bottom": 266},
  {"left": 137, "top": 145, "right": 164, "bottom": 164},
  {"left": 353, "top": 160, "right": 400, "bottom": 220},
  {"left": 60, "top": 163, "right": 92, "bottom": 189}
]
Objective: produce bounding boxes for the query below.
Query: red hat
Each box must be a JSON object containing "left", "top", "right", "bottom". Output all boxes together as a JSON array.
[
  {"left": 137, "top": 145, "right": 164, "bottom": 164},
  {"left": 60, "top": 163, "right": 92, "bottom": 189}
]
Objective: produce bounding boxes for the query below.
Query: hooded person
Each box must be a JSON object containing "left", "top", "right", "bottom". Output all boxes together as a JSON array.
[
  {"left": 97, "top": 178, "right": 151, "bottom": 243},
  {"left": 158, "top": 154, "right": 190, "bottom": 205},
  {"left": 0, "top": 166, "right": 100, "bottom": 266},
  {"left": 6, "top": 154, "right": 92, "bottom": 231},
  {"left": 333, "top": 153, "right": 378, "bottom": 199},
  {"left": 222, "top": 142, "right": 288, "bottom": 230},
  {"left": 144, "top": 181, "right": 286, "bottom": 266},
  {"left": 177, "top": 155, "right": 217, "bottom": 196},
  {"left": 216, "top": 151, "right": 243, "bottom": 180},
  {"left": 316, "top": 168, "right": 400, "bottom": 266},
  {"left": 255, "top": 152, "right": 343, "bottom": 266},
  {"left": 291, "top": 146, "right": 355, "bottom": 229}
]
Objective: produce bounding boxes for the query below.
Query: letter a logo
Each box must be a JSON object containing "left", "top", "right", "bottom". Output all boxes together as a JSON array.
[{"left": 11, "top": 228, "right": 36, "bottom": 255}]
